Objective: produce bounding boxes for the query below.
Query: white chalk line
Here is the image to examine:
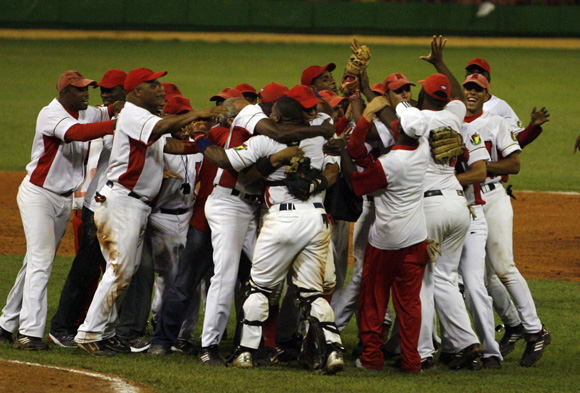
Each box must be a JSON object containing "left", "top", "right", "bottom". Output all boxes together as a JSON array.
[
  {"left": 518, "top": 190, "right": 580, "bottom": 195},
  {"left": 1, "top": 358, "right": 141, "bottom": 393}
]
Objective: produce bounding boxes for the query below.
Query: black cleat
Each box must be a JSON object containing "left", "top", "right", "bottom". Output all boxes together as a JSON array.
[
  {"left": 499, "top": 323, "right": 524, "bottom": 357},
  {"left": 199, "top": 345, "right": 225, "bottom": 366},
  {"left": 76, "top": 340, "right": 116, "bottom": 357},
  {"left": 448, "top": 344, "right": 483, "bottom": 370},
  {"left": 520, "top": 326, "right": 551, "bottom": 367},
  {"left": 14, "top": 334, "right": 48, "bottom": 351}
]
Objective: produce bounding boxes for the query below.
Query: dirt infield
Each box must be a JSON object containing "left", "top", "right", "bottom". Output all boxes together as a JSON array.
[{"left": 1, "top": 29, "right": 580, "bottom": 49}]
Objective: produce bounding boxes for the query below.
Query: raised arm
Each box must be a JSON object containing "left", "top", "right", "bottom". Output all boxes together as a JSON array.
[{"left": 420, "top": 35, "right": 465, "bottom": 103}]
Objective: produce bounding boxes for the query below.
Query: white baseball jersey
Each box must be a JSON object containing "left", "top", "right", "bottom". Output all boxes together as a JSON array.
[
  {"left": 26, "top": 99, "right": 110, "bottom": 194},
  {"left": 105, "top": 102, "right": 165, "bottom": 200},
  {"left": 460, "top": 118, "right": 492, "bottom": 204},
  {"left": 225, "top": 134, "right": 339, "bottom": 207},
  {"left": 484, "top": 95, "right": 524, "bottom": 134},
  {"left": 368, "top": 142, "right": 430, "bottom": 250},
  {"left": 464, "top": 111, "right": 521, "bottom": 189},
  {"left": 73, "top": 138, "right": 103, "bottom": 210},
  {"left": 374, "top": 118, "right": 396, "bottom": 150},
  {"left": 232, "top": 103, "right": 269, "bottom": 132},
  {"left": 420, "top": 100, "right": 466, "bottom": 192}
]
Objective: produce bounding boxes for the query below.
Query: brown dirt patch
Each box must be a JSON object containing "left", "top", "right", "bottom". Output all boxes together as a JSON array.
[{"left": 0, "top": 359, "right": 156, "bottom": 393}]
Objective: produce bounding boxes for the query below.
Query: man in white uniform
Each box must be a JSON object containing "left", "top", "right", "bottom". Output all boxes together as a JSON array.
[
  {"left": 0, "top": 71, "right": 115, "bottom": 349},
  {"left": 74, "top": 67, "right": 224, "bottom": 356},
  {"left": 202, "top": 96, "right": 344, "bottom": 374}
]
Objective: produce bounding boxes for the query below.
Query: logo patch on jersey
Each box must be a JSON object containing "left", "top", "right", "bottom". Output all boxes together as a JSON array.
[
  {"left": 470, "top": 132, "right": 482, "bottom": 145},
  {"left": 511, "top": 131, "right": 518, "bottom": 142},
  {"left": 517, "top": 120, "right": 523, "bottom": 128},
  {"left": 234, "top": 144, "right": 248, "bottom": 151}
]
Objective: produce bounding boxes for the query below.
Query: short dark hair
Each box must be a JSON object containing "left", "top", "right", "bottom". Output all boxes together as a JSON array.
[{"left": 275, "top": 96, "right": 305, "bottom": 125}]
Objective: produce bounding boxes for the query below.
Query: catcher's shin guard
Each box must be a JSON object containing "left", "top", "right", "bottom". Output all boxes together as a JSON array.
[
  {"left": 297, "top": 291, "right": 343, "bottom": 372},
  {"left": 239, "top": 280, "right": 272, "bottom": 350}
]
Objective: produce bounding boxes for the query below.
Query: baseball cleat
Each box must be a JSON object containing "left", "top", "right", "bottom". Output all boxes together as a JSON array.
[
  {"left": 421, "top": 356, "right": 435, "bottom": 370},
  {"left": 320, "top": 343, "right": 345, "bottom": 375},
  {"left": 499, "top": 323, "right": 524, "bottom": 357},
  {"left": 76, "top": 340, "right": 116, "bottom": 357},
  {"left": 103, "top": 335, "right": 131, "bottom": 354},
  {"left": 448, "top": 343, "right": 483, "bottom": 370},
  {"left": 520, "top": 326, "right": 551, "bottom": 367},
  {"left": 171, "top": 339, "right": 199, "bottom": 355},
  {"left": 255, "top": 346, "right": 279, "bottom": 366},
  {"left": 148, "top": 344, "right": 170, "bottom": 356},
  {"left": 229, "top": 351, "right": 254, "bottom": 369},
  {"left": 199, "top": 345, "right": 225, "bottom": 366},
  {"left": 48, "top": 333, "right": 77, "bottom": 348},
  {"left": 0, "top": 327, "right": 14, "bottom": 344},
  {"left": 123, "top": 338, "right": 151, "bottom": 353},
  {"left": 14, "top": 334, "right": 49, "bottom": 351},
  {"left": 482, "top": 356, "right": 502, "bottom": 369}
]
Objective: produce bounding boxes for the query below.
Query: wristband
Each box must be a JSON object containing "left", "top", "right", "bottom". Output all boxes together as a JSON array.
[
  {"left": 312, "top": 172, "right": 329, "bottom": 193},
  {"left": 255, "top": 155, "right": 277, "bottom": 177},
  {"left": 196, "top": 137, "right": 214, "bottom": 154},
  {"left": 347, "top": 91, "right": 361, "bottom": 102}
]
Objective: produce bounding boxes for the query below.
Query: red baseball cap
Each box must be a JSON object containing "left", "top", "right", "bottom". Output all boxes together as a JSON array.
[
  {"left": 259, "top": 82, "right": 289, "bottom": 103},
  {"left": 124, "top": 67, "right": 167, "bottom": 93},
  {"left": 301, "top": 63, "right": 336, "bottom": 86},
  {"left": 287, "top": 85, "right": 322, "bottom": 109},
  {"left": 56, "top": 71, "right": 96, "bottom": 92},
  {"left": 162, "top": 82, "right": 183, "bottom": 100},
  {"left": 164, "top": 95, "right": 194, "bottom": 115},
  {"left": 371, "top": 83, "right": 387, "bottom": 96},
  {"left": 235, "top": 83, "right": 258, "bottom": 96},
  {"left": 384, "top": 73, "right": 415, "bottom": 92},
  {"left": 466, "top": 57, "right": 491, "bottom": 73},
  {"left": 463, "top": 73, "right": 490, "bottom": 91},
  {"left": 418, "top": 73, "right": 451, "bottom": 102},
  {"left": 209, "top": 87, "right": 243, "bottom": 102},
  {"left": 96, "top": 69, "right": 127, "bottom": 89},
  {"left": 318, "top": 90, "right": 347, "bottom": 108}
]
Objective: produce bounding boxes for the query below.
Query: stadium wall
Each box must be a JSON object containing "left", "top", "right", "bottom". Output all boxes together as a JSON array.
[{"left": 1, "top": 0, "right": 578, "bottom": 37}]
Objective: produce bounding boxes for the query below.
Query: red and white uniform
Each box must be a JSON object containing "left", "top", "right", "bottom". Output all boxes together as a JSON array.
[
  {"left": 352, "top": 138, "right": 430, "bottom": 373},
  {"left": 476, "top": 113, "right": 543, "bottom": 334},
  {"left": 200, "top": 104, "right": 266, "bottom": 349},
  {"left": 0, "top": 99, "right": 110, "bottom": 338},
  {"left": 417, "top": 100, "right": 480, "bottom": 361},
  {"left": 225, "top": 133, "right": 341, "bottom": 350},
  {"left": 456, "top": 112, "right": 501, "bottom": 360},
  {"left": 76, "top": 101, "right": 167, "bottom": 343}
]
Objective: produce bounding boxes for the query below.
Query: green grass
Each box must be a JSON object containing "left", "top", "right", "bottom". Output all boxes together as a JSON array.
[
  {"left": 1, "top": 255, "right": 579, "bottom": 392},
  {"left": 0, "top": 38, "right": 579, "bottom": 191}
]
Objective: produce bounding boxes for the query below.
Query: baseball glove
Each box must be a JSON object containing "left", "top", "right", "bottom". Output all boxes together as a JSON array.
[
  {"left": 346, "top": 39, "right": 372, "bottom": 75},
  {"left": 429, "top": 126, "right": 466, "bottom": 165},
  {"left": 284, "top": 156, "right": 327, "bottom": 201}
]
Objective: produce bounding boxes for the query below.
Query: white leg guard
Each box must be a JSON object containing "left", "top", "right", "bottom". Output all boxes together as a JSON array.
[{"left": 240, "top": 289, "right": 269, "bottom": 350}]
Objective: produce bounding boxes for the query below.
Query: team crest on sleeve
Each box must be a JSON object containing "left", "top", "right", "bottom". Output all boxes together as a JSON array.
[
  {"left": 470, "top": 132, "right": 482, "bottom": 145},
  {"left": 234, "top": 144, "right": 248, "bottom": 151},
  {"left": 517, "top": 120, "right": 523, "bottom": 128},
  {"left": 511, "top": 131, "right": 518, "bottom": 142}
]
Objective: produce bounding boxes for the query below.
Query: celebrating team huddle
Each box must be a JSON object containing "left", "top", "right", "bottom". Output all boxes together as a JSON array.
[{"left": 0, "top": 35, "right": 552, "bottom": 375}]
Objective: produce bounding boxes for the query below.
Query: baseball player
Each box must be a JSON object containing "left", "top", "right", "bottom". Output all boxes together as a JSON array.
[
  {"left": 202, "top": 96, "right": 344, "bottom": 374},
  {"left": 414, "top": 37, "right": 483, "bottom": 370},
  {"left": 49, "top": 69, "right": 127, "bottom": 348},
  {"left": 352, "top": 100, "right": 430, "bottom": 374},
  {"left": 115, "top": 93, "right": 204, "bottom": 352},
  {"left": 301, "top": 63, "right": 338, "bottom": 94},
  {"left": 210, "top": 87, "right": 244, "bottom": 106},
  {"left": 454, "top": 73, "right": 503, "bottom": 369},
  {"left": 465, "top": 57, "right": 550, "bottom": 355},
  {"left": 0, "top": 71, "right": 116, "bottom": 349},
  {"left": 73, "top": 67, "right": 225, "bottom": 356}
]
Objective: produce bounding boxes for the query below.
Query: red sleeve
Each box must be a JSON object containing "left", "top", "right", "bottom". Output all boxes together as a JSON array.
[
  {"left": 516, "top": 123, "right": 543, "bottom": 149},
  {"left": 351, "top": 160, "right": 388, "bottom": 196},
  {"left": 334, "top": 116, "right": 350, "bottom": 136},
  {"left": 347, "top": 117, "right": 372, "bottom": 160},
  {"left": 64, "top": 120, "right": 114, "bottom": 142},
  {"left": 107, "top": 104, "right": 115, "bottom": 118}
]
